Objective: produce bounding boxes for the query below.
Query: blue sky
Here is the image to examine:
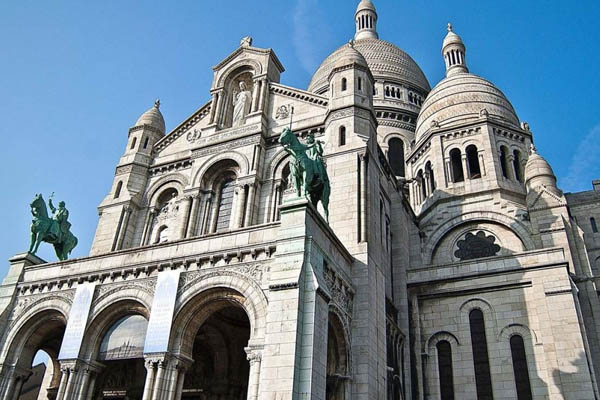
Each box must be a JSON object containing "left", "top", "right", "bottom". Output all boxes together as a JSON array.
[{"left": 1, "top": 0, "right": 599, "bottom": 276}]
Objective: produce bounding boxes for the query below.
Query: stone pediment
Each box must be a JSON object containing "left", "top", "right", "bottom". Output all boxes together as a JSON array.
[
  {"left": 527, "top": 185, "right": 567, "bottom": 211},
  {"left": 153, "top": 101, "right": 212, "bottom": 155}
]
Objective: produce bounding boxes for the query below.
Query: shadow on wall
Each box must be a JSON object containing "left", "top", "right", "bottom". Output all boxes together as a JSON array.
[{"left": 553, "top": 351, "right": 597, "bottom": 400}]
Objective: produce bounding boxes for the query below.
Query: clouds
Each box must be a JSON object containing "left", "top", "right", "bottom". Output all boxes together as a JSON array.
[
  {"left": 292, "top": 0, "right": 331, "bottom": 76},
  {"left": 560, "top": 123, "right": 600, "bottom": 192}
]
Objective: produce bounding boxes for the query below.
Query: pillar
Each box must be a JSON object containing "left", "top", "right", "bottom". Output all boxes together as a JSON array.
[
  {"left": 152, "top": 360, "right": 167, "bottom": 400},
  {"left": 142, "top": 360, "right": 156, "bottom": 400},
  {"left": 185, "top": 194, "right": 201, "bottom": 238},
  {"left": 245, "top": 349, "right": 262, "bottom": 400},
  {"left": 208, "top": 192, "right": 220, "bottom": 233},
  {"left": 63, "top": 368, "right": 78, "bottom": 400},
  {"left": 444, "top": 159, "right": 451, "bottom": 185},
  {"left": 461, "top": 154, "right": 468, "bottom": 181},
  {"left": 478, "top": 152, "right": 487, "bottom": 176},
  {"left": 178, "top": 195, "right": 193, "bottom": 240},
  {"left": 85, "top": 373, "right": 97, "bottom": 400},
  {"left": 258, "top": 78, "right": 268, "bottom": 111},
  {"left": 235, "top": 184, "right": 248, "bottom": 229},
  {"left": 208, "top": 92, "right": 218, "bottom": 124},
  {"left": 244, "top": 183, "right": 256, "bottom": 227},
  {"left": 56, "top": 368, "right": 69, "bottom": 400},
  {"left": 10, "top": 376, "right": 24, "bottom": 400},
  {"left": 175, "top": 369, "right": 186, "bottom": 400},
  {"left": 116, "top": 206, "right": 132, "bottom": 250},
  {"left": 141, "top": 208, "right": 157, "bottom": 246},
  {"left": 251, "top": 80, "right": 261, "bottom": 112},
  {"left": 506, "top": 154, "right": 516, "bottom": 181},
  {"left": 76, "top": 369, "right": 90, "bottom": 400},
  {"left": 2, "top": 373, "right": 16, "bottom": 400},
  {"left": 360, "top": 153, "right": 368, "bottom": 242},
  {"left": 198, "top": 192, "right": 212, "bottom": 235}
]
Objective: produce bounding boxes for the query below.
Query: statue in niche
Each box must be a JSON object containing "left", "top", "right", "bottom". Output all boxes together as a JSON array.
[{"left": 232, "top": 81, "right": 252, "bottom": 127}]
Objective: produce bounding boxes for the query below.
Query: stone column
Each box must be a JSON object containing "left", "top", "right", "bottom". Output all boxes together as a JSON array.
[
  {"left": 10, "top": 376, "right": 24, "bottom": 400},
  {"left": 2, "top": 373, "right": 16, "bottom": 400},
  {"left": 235, "top": 184, "right": 248, "bottom": 229},
  {"left": 142, "top": 360, "right": 156, "bottom": 400},
  {"left": 208, "top": 193, "right": 220, "bottom": 234},
  {"left": 251, "top": 80, "right": 261, "bottom": 112},
  {"left": 208, "top": 92, "right": 218, "bottom": 124},
  {"left": 245, "top": 348, "right": 262, "bottom": 400},
  {"left": 85, "top": 373, "right": 97, "bottom": 400},
  {"left": 461, "top": 154, "right": 468, "bottom": 181},
  {"left": 55, "top": 368, "right": 69, "bottom": 400},
  {"left": 506, "top": 154, "right": 516, "bottom": 181},
  {"left": 141, "top": 208, "right": 157, "bottom": 246},
  {"left": 185, "top": 194, "right": 201, "bottom": 238},
  {"left": 213, "top": 90, "right": 224, "bottom": 127},
  {"left": 244, "top": 183, "right": 256, "bottom": 227},
  {"left": 178, "top": 196, "right": 193, "bottom": 240},
  {"left": 116, "top": 206, "right": 132, "bottom": 250},
  {"left": 359, "top": 153, "right": 368, "bottom": 242},
  {"left": 198, "top": 193, "right": 213, "bottom": 235},
  {"left": 63, "top": 368, "right": 78, "bottom": 400},
  {"left": 175, "top": 369, "right": 186, "bottom": 400},
  {"left": 478, "top": 152, "right": 487, "bottom": 176},
  {"left": 258, "top": 78, "right": 268, "bottom": 111},
  {"left": 76, "top": 369, "right": 90, "bottom": 400},
  {"left": 152, "top": 360, "right": 167, "bottom": 400},
  {"left": 444, "top": 159, "right": 451, "bottom": 185}
]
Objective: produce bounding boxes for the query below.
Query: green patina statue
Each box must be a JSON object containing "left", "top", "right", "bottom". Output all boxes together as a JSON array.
[
  {"left": 280, "top": 127, "right": 331, "bottom": 222},
  {"left": 29, "top": 193, "right": 78, "bottom": 261}
]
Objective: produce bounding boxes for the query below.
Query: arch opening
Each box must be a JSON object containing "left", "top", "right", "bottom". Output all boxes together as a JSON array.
[
  {"left": 326, "top": 313, "right": 349, "bottom": 400},
  {"left": 388, "top": 138, "right": 405, "bottom": 177},
  {"left": 450, "top": 149, "right": 464, "bottom": 183}
]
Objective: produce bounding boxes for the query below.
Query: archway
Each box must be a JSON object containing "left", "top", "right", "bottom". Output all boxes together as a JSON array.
[
  {"left": 3, "top": 309, "right": 66, "bottom": 400},
  {"left": 326, "top": 313, "right": 349, "bottom": 400},
  {"left": 182, "top": 304, "right": 251, "bottom": 399}
]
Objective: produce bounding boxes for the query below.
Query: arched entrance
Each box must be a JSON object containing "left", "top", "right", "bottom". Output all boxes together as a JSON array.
[
  {"left": 175, "top": 289, "right": 252, "bottom": 400},
  {"left": 326, "top": 312, "right": 350, "bottom": 400},
  {"left": 85, "top": 300, "right": 149, "bottom": 400},
  {"left": 2, "top": 309, "right": 66, "bottom": 400}
]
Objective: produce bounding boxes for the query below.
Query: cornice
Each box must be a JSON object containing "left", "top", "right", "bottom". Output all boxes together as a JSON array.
[
  {"left": 154, "top": 101, "right": 212, "bottom": 153},
  {"left": 270, "top": 83, "right": 328, "bottom": 107}
]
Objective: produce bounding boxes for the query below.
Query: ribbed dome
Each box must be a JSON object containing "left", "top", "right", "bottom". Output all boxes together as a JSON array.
[
  {"left": 415, "top": 73, "right": 519, "bottom": 141},
  {"left": 308, "top": 38, "right": 430, "bottom": 94},
  {"left": 135, "top": 100, "right": 166, "bottom": 134}
]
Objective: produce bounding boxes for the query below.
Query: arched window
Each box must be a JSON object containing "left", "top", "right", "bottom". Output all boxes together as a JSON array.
[
  {"left": 358, "top": 77, "right": 362, "bottom": 91},
  {"left": 466, "top": 145, "right": 481, "bottom": 179},
  {"left": 143, "top": 137, "right": 149, "bottom": 149},
  {"left": 215, "top": 177, "right": 235, "bottom": 232},
  {"left": 341, "top": 78, "right": 347, "bottom": 91},
  {"left": 450, "top": 149, "right": 464, "bottom": 183},
  {"left": 386, "top": 87, "right": 390, "bottom": 97},
  {"left": 425, "top": 161, "right": 435, "bottom": 193},
  {"left": 510, "top": 335, "right": 533, "bottom": 400},
  {"left": 513, "top": 150, "right": 523, "bottom": 182},
  {"left": 130, "top": 137, "right": 137, "bottom": 150},
  {"left": 437, "top": 340, "right": 455, "bottom": 400},
  {"left": 469, "top": 309, "right": 493, "bottom": 400},
  {"left": 388, "top": 138, "right": 405, "bottom": 177},
  {"left": 500, "top": 146, "right": 509, "bottom": 178},
  {"left": 591, "top": 217, "right": 598, "bottom": 233},
  {"left": 114, "top": 181, "right": 123, "bottom": 199},
  {"left": 339, "top": 126, "right": 346, "bottom": 146}
]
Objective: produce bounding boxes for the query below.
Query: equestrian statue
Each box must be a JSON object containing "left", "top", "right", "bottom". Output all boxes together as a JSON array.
[
  {"left": 280, "top": 127, "right": 331, "bottom": 222},
  {"left": 29, "top": 193, "right": 78, "bottom": 261}
]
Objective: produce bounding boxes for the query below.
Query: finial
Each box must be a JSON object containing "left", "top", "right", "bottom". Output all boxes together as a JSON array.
[
  {"left": 154, "top": 99, "right": 160, "bottom": 109},
  {"left": 530, "top": 143, "right": 537, "bottom": 155},
  {"left": 240, "top": 36, "right": 253, "bottom": 47},
  {"left": 447, "top": 23, "right": 453, "bottom": 32}
]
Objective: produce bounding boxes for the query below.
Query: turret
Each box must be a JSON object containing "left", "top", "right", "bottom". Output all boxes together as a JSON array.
[
  {"left": 354, "top": 0, "right": 378, "bottom": 40},
  {"left": 90, "top": 100, "right": 165, "bottom": 255},
  {"left": 442, "top": 23, "right": 468, "bottom": 76},
  {"left": 524, "top": 144, "right": 560, "bottom": 196}
]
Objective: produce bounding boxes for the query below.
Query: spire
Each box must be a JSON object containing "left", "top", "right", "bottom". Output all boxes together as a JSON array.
[
  {"left": 354, "top": 0, "right": 378, "bottom": 40},
  {"left": 442, "top": 22, "right": 468, "bottom": 76}
]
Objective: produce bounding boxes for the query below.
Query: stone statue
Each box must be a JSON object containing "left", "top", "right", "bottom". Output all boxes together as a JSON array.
[
  {"left": 232, "top": 81, "right": 252, "bottom": 127},
  {"left": 29, "top": 193, "right": 78, "bottom": 261},
  {"left": 280, "top": 127, "right": 331, "bottom": 222}
]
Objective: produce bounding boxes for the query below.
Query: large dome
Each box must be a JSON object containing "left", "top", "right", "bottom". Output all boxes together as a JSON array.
[
  {"left": 307, "top": 38, "right": 431, "bottom": 95},
  {"left": 415, "top": 73, "right": 519, "bottom": 142}
]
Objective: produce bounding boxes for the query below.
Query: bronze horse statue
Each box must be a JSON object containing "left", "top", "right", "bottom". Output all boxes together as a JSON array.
[
  {"left": 29, "top": 194, "right": 78, "bottom": 261},
  {"left": 280, "top": 127, "right": 331, "bottom": 222}
]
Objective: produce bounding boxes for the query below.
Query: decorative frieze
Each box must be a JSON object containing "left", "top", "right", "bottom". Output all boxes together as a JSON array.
[
  {"left": 191, "top": 134, "right": 261, "bottom": 158},
  {"left": 323, "top": 265, "right": 354, "bottom": 317},
  {"left": 188, "top": 123, "right": 261, "bottom": 145}
]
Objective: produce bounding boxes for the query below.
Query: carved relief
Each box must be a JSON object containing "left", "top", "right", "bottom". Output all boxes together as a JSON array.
[
  {"left": 276, "top": 105, "right": 291, "bottom": 120},
  {"left": 323, "top": 266, "right": 354, "bottom": 317}
]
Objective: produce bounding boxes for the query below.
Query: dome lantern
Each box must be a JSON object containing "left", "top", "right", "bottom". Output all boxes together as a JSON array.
[
  {"left": 355, "top": 0, "right": 378, "bottom": 41},
  {"left": 442, "top": 23, "right": 468, "bottom": 77}
]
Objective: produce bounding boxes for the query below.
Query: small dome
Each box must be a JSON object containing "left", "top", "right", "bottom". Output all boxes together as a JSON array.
[
  {"left": 415, "top": 73, "right": 519, "bottom": 142},
  {"left": 332, "top": 43, "right": 369, "bottom": 71},
  {"left": 356, "top": 0, "right": 376, "bottom": 13},
  {"left": 308, "top": 38, "right": 430, "bottom": 94},
  {"left": 442, "top": 24, "right": 464, "bottom": 49},
  {"left": 524, "top": 145, "right": 559, "bottom": 193},
  {"left": 135, "top": 99, "right": 165, "bottom": 134}
]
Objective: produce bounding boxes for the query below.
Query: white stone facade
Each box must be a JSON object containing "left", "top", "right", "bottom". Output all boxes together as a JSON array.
[{"left": 1, "top": 2, "right": 600, "bottom": 400}]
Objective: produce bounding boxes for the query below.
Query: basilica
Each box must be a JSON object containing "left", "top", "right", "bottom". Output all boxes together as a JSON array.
[{"left": 2, "top": 1, "right": 600, "bottom": 399}]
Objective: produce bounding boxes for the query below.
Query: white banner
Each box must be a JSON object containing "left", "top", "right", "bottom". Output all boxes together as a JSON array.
[
  {"left": 58, "top": 283, "right": 96, "bottom": 360},
  {"left": 143, "top": 270, "right": 181, "bottom": 354}
]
